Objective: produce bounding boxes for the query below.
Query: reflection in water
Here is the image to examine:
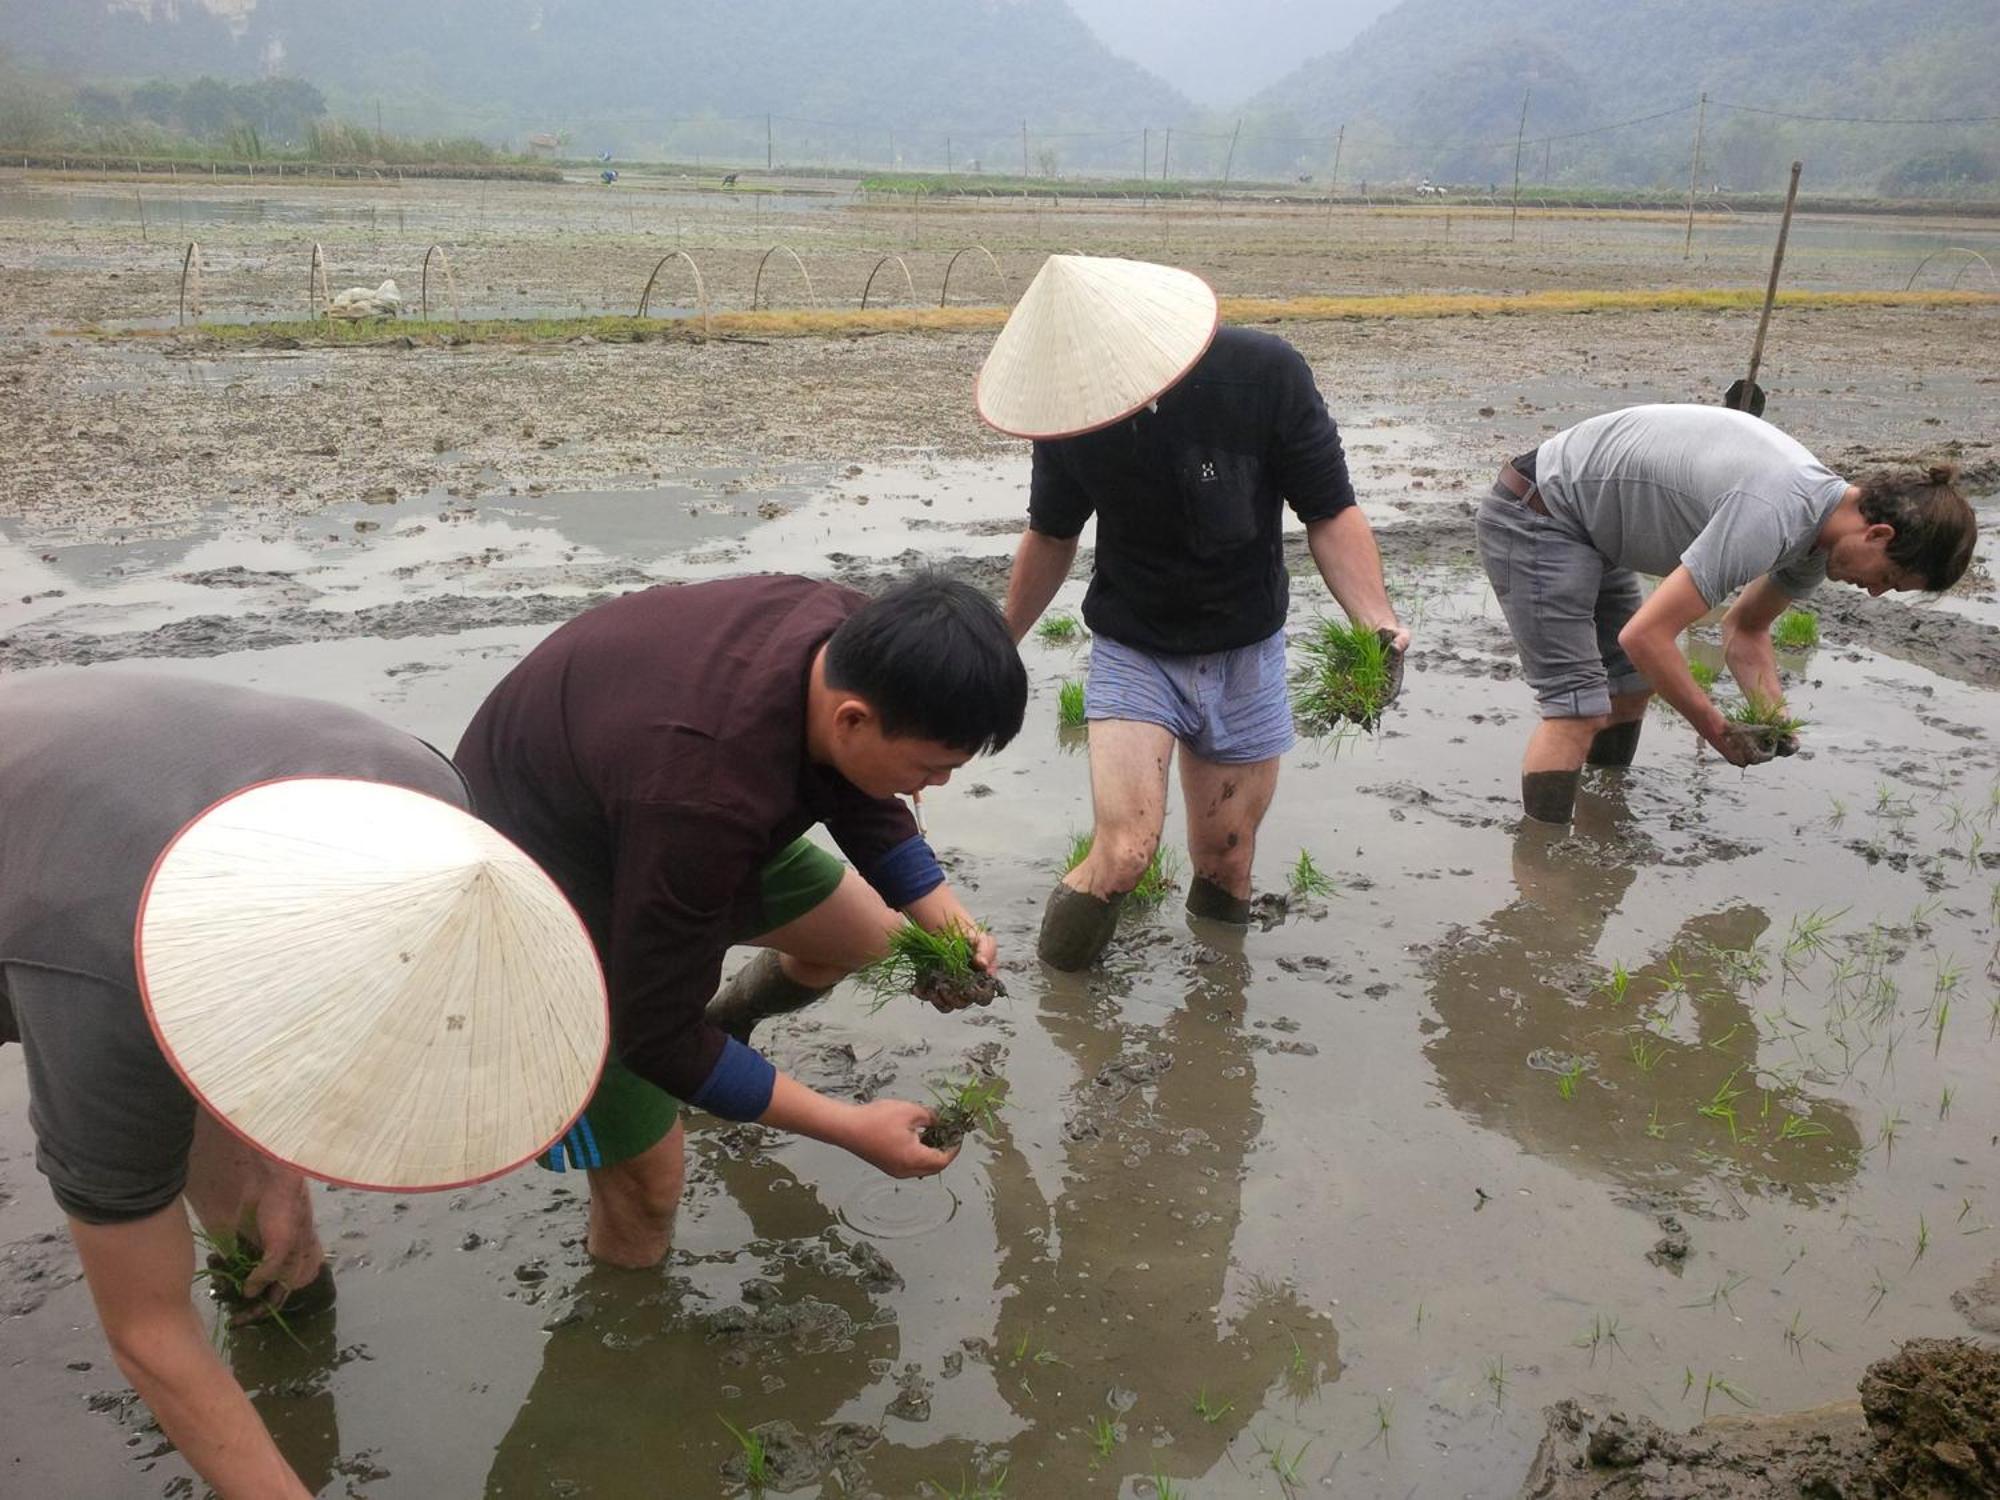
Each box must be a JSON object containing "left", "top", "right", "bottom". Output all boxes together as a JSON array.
[
  {"left": 483, "top": 1143, "right": 889, "bottom": 1497},
  {"left": 863, "top": 931, "right": 1339, "bottom": 1494},
  {"left": 232, "top": 1302, "right": 344, "bottom": 1496},
  {"left": 1424, "top": 785, "right": 1862, "bottom": 1203}
]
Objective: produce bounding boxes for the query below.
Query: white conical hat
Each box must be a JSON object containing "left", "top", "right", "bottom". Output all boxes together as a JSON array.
[
  {"left": 975, "top": 254, "right": 1219, "bottom": 439},
  {"left": 137, "top": 777, "right": 608, "bottom": 1191}
]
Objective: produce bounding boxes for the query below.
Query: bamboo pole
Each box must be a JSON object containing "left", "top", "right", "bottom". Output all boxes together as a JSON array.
[
  {"left": 1740, "top": 161, "right": 1804, "bottom": 409},
  {"left": 1508, "top": 89, "right": 1531, "bottom": 242},
  {"left": 1683, "top": 92, "right": 1708, "bottom": 258}
]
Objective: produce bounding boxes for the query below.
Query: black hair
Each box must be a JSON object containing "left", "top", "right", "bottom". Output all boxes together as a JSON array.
[
  {"left": 824, "top": 573, "right": 1027, "bottom": 753},
  {"left": 1856, "top": 463, "right": 1976, "bottom": 592}
]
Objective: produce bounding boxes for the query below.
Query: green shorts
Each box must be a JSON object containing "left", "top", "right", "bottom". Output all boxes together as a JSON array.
[{"left": 540, "top": 836, "right": 847, "bottom": 1172}]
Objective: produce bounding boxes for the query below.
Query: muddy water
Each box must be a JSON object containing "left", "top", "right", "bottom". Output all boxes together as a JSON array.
[{"left": 3, "top": 446, "right": 1997, "bottom": 1498}]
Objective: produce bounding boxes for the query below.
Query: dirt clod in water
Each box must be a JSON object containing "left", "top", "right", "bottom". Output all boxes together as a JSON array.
[
  {"left": 912, "top": 968, "right": 1005, "bottom": 1011},
  {"left": 1522, "top": 1339, "right": 2000, "bottom": 1498}
]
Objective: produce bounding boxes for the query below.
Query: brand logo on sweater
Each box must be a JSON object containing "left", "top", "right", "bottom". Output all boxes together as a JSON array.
[{"left": 1199, "top": 461, "right": 1218, "bottom": 482}]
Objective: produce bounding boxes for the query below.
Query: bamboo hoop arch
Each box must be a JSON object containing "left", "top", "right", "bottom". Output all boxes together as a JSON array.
[
  {"left": 178, "top": 241, "right": 203, "bottom": 326},
  {"left": 420, "top": 244, "right": 460, "bottom": 322},
  {"left": 859, "top": 254, "right": 918, "bottom": 317},
  {"left": 751, "top": 245, "right": 817, "bottom": 309},
  {"left": 1903, "top": 246, "right": 1999, "bottom": 293},
  {"left": 938, "top": 245, "right": 1008, "bottom": 307},
  {"left": 307, "top": 242, "right": 331, "bottom": 320},
  {"left": 636, "top": 250, "right": 712, "bottom": 335}
]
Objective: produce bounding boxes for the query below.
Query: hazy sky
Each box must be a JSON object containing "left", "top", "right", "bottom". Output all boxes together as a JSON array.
[{"left": 1064, "top": 0, "right": 1400, "bottom": 107}]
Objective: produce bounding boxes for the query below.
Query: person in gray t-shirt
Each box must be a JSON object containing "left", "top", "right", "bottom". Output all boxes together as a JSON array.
[
  {"left": 0, "top": 672, "right": 471, "bottom": 1499},
  {"left": 1475, "top": 404, "right": 1975, "bottom": 823}
]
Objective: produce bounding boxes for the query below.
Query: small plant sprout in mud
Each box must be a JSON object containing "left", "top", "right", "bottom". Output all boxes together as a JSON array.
[
  {"left": 1699, "top": 1373, "right": 1755, "bottom": 1418},
  {"left": 1086, "top": 1414, "right": 1120, "bottom": 1464},
  {"left": 1772, "top": 608, "right": 1820, "bottom": 650},
  {"left": 1483, "top": 1357, "right": 1510, "bottom": 1409},
  {"left": 1256, "top": 1432, "right": 1310, "bottom": 1491},
  {"left": 1293, "top": 618, "right": 1397, "bottom": 732},
  {"left": 1687, "top": 658, "right": 1719, "bottom": 692},
  {"left": 1034, "top": 611, "right": 1082, "bottom": 645},
  {"left": 1683, "top": 1273, "right": 1749, "bottom": 1314},
  {"left": 1775, "top": 1111, "right": 1832, "bottom": 1143},
  {"left": 192, "top": 1231, "right": 306, "bottom": 1348},
  {"left": 1826, "top": 793, "right": 1848, "bottom": 828},
  {"left": 1193, "top": 1387, "right": 1234, "bottom": 1423},
  {"left": 1698, "top": 1069, "right": 1747, "bottom": 1144},
  {"left": 1056, "top": 677, "right": 1086, "bottom": 729},
  {"left": 1600, "top": 962, "right": 1632, "bottom": 1004},
  {"left": 1912, "top": 1215, "right": 1931, "bottom": 1267},
  {"left": 717, "top": 1414, "right": 771, "bottom": 1492},
  {"left": 864, "top": 921, "right": 1003, "bottom": 1012},
  {"left": 1876, "top": 1110, "right": 1908, "bottom": 1163},
  {"left": 1574, "top": 1313, "right": 1626, "bottom": 1366},
  {"left": 925, "top": 1468, "right": 1008, "bottom": 1499},
  {"left": 1645, "top": 1104, "right": 1671, "bottom": 1140},
  {"left": 1722, "top": 694, "right": 1805, "bottom": 746},
  {"left": 1148, "top": 1468, "right": 1186, "bottom": 1500},
  {"left": 1288, "top": 848, "right": 1336, "bottom": 898},
  {"left": 1063, "top": 833, "right": 1180, "bottom": 908},
  {"left": 1865, "top": 1269, "right": 1893, "bottom": 1321},
  {"left": 1939, "top": 1085, "right": 1956, "bottom": 1120},
  {"left": 1629, "top": 1032, "right": 1663, "bottom": 1072},
  {"left": 1556, "top": 1057, "right": 1586, "bottom": 1100},
  {"left": 1366, "top": 1393, "right": 1395, "bottom": 1451},
  {"left": 1781, "top": 906, "right": 1846, "bottom": 985},
  {"left": 922, "top": 1075, "right": 1007, "bottom": 1151}
]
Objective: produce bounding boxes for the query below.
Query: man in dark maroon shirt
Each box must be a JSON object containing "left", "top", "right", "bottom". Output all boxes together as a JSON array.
[{"left": 456, "top": 573, "right": 1026, "bottom": 1266}]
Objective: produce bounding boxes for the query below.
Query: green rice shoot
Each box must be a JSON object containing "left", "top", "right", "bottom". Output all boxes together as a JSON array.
[
  {"left": 861, "top": 920, "right": 981, "bottom": 1010},
  {"left": 1056, "top": 678, "right": 1087, "bottom": 729},
  {"left": 1290, "top": 849, "right": 1336, "bottom": 898},
  {"left": 1035, "top": 612, "right": 1083, "bottom": 644},
  {"left": 192, "top": 1230, "right": 305, "bottom": 1348},
  {"left": 1772, "top": 609, "right": 1820, "bottom": 651},
  {"left": 1063, "top": 833, "right": 1180, "bottom": 907},
  {"left": 1687, "top": 658, "right": 1719, "bottom": 692},
  {"left": 930, "top": 1074, "right": 1009, "bottom": 1134},
  {"left": 1724, "top": 695, "right": 1807, "bottom": 739},
  {"left": 1293, "top": 619, "right": 1393, "bottom": 730}
]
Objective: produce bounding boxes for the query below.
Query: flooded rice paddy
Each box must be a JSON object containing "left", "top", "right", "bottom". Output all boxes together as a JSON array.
[{"left": 1, "top": 173, "right": 1996, "bottom": 1498}]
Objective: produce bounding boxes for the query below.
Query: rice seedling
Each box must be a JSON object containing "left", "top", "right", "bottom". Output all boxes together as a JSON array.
[
  {"left": 1722, "top": 694, "right": 1805, "bottom": 746},
  {"left": 1293, "top": 618, "right": 1397, "bottom": 731},
  {"left": 1193, "top": 1387, "right": 1234, "bottom": 1423},
  {"left": 1289, "top": 849, "right": 1337, "bottom": 898},
  {"left": 1772, "top": 609, "right": 1819, "bottom": 650},
  {"left": 1062, "top": 834, "right": 1179, "bottom": 907},
  {"left": 1683, "top": 1273, "right": 1748, "bottom": 1314},
  {"left": 863, "top": 921, "right": 1002, "bottom": 1012},
  {"left": 1702, "top": 942, "right": 1769, "bottom": 987},
  {"left": 1865, "top": 1269, "right": 1893, "bottom": 1320},
  {"left": 1697, "top": 1069, "right": 1747, "bottom": 1144},
  {"left": 192, "top": 1232, "right": 306, "bottom": 1348},
  {"left": 1087, "top": 1414, "right": 1120, "bottom": 1463},
  {"left": 1912, "top": 1215, "right": 1930, "bottom": 1267},
  {"left": 1782, "top": 1310, "right": 1816, "bottom": 1361},
  {"left": 1056, "top": 678, "right": 1086, "bottom": 729},
  {"left": 1774, "top": 1112, "right": 1831, "bottom": 1143},
  {"left": 1826, "top": 794, "right": 1848, "bottom": 828},
  {"left": 1645, "top": 1104, "right": 1670, "bottom": 1140},
  {"left": 926, "top": 1467, "right": 1008, "bottom": 1499},
  {"left": 1939, "top": 1085, "right": 1956, "bottom": 1119},
  {"left": 1263, "top": 1434, "right": 1309, "bottom": 1489},
  {"left": 717, "top": 1415, "right": 771, "bottom": 1492},
  {"left": 1556, "top": 1057, "right": 1586, "bottom": 1100},
  {"left": 1700, "top": 1373, "right": 1755, "bottom": 1417},
  {"left": 1876, "top": 1110, "right": 1906, "bottom": 1162},
  {"left": 1034, "top": 612, "right": 1083, "bottom": 645},
  {"left": 1413, "top": 1301, "right": 1428, "bottom": 1332},
  {"left": 1366, "top": 1393, "right": 1395, "bottom": 1451},
  {"left": 1483, "top": 1357, "right": 1510, "bottom": 1409},
  {"left": 1600, "top": 962, "right": 1632, "bottom": 1004},
  {"left": 1149, "top": 1468, "right": 1185, "bottom": 1500},
  {"left": 922, "top": 1075, "right": 1008, "bottom": 1150},
  {"left": 1688, "top": 658, "right": 1719, "bottom": 692},
  {"left": 1781, "top": 907, "right": 1846, "bottom": 987},
  {"left": 1574, "top": 1313, "right": 1625, "bottom": 1366}
]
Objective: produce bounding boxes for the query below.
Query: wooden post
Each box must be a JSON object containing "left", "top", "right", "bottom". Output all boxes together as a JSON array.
[
  {"left": 946, "top": 136, "right": 953, "bottom": 175},
  {"left": 1741, "top": 161, "right": 1803, "bottom": 408},
  {"left": 766, "top": 114, "right": 773, "bottom": 172},
  {"left": 1508, "top": 88, "right": 1531, "bottom": 243},
  {"left": 1142, "top": 127, "right": 1149, "bottom": 181},
  {"left": 1222, "top": 118, "right": 1242, "bottom": 185},
  {"left": 1162, "top": 127, "right": 1172, "bottom": 183},
  {"left": 1683, "top": 91, "right": 1708, "bottom": 258},
  {"left": 1022, "top": 119, "right": 1030, "bottom": 178},
  {"left": 1324, "top": 123, "right": 1345, "bottom": 226}
]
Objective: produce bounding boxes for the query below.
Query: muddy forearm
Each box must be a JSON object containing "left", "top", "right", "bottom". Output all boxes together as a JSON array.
[{"left": 1004, "top": 529, "right": 1080, "bottom": 642}]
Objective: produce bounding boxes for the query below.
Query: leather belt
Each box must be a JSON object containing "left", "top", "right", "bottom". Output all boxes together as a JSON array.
[{"left": 1497, "top": 461, "right": 1551, "bottom": 517}]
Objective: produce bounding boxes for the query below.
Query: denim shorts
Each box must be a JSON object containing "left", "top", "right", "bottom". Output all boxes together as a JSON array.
[
  {"left": 1476, "top": 484, "right": 1649, "bottom": 719},
  {"left": 1084, "top": 628, "right": 1295, "bottom": 764}
]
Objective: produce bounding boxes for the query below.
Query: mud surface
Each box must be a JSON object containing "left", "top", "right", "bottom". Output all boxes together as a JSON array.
[
  {"left": 1524, "top": 1339, "right": 2000, "bottom": 1499},
  {"left": 3, "top": 175, "right": 2000, "bottom": 1499}
]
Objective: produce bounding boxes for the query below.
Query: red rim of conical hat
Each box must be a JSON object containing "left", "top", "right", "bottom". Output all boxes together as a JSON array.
[
  {"left": 975, "top": 255, "right": 1220, "bottom": 440},
  {"left": 136, "top": 777, "right": 608, "bottom": 1192}
]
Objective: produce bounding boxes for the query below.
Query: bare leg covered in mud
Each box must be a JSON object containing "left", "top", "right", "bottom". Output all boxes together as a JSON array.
[
  {"left": 584, "top": 1119, "right": 688, "bottom": 1269},
  {"left": 1521, "top": 691, "right": 1651, "bottom": 823},
  {"left": 1038, "top": 718, "right": 1173, "bottom": 969},
  {"left": 1179, "top": 747, "right": 1280, "bottom": 923}
]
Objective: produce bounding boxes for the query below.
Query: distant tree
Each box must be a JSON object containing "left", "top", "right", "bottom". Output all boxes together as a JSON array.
[
  {"left": 72, "top": 86, "right": 127, "bottom": 124},
  {"left": 1880, "top": 145, "right": 1997, "bottom": 197}
]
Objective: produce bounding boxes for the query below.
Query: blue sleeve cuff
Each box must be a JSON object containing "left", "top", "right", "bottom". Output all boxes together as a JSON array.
[
  {"left": 865, "top": 833, "right": 946, "bottom": 909},
  {"left": 688, "top": 1037, "right": 778, "bottom": 1121}
]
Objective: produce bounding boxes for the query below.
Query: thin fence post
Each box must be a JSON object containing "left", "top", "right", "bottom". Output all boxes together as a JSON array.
[
  {"left": 1162, "top": 128, "right": 1172, "bottom": 184},
  {"left": 1021, "top": 119, "right": 1029, "bottom": 178},
  {"left": 1222, "top": 118, "right": 1242, "bottom": 185},
  {"left": 1509, "top": 88, "right": 1531, "bottom": 242},
  {"left": 1683, "top": 92, "right": 1708, "bottom": 258},
  {"left": 1324, "top": 124, "right": 1345, "bottom": 227}
]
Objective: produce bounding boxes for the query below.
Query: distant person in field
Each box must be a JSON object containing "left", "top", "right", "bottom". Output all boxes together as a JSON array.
[
  {"left": 0, "top": 673, "right": 604, "bottom": 1500},
  {"left": 1477, "top": 403, "right": 1975, "bottom": 823},
  {"left": 455, "top": 573, "right": 1027, "bottom": 1268},
  {"left": 981, "top": 254, "right": 1407, "bottom": 971}
]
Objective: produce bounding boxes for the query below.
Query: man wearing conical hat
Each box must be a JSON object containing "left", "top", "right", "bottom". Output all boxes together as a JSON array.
[
  {"left": 0, "top": 671, "right": 606, "bottom": 1500},
  {"left": 980, "top": 255, "right": 1409, "bottom": 969}
]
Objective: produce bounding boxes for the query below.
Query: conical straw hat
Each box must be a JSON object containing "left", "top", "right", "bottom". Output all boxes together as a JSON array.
[
  {"left": 975, "top": 254, "right": 1219, "bottom": 440},
  {"left": 137, "top": 777, "right": 608, "bottom": 1191}
]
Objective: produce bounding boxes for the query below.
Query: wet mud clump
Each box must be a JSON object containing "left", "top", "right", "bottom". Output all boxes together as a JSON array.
[
  {"left": 863, "top": 921, "right": 1004, "bottom": 1014},
  {"left": 1522, "top": 1338, "right": 2000, "bottom": 1498},
  {"left": 919, "top": 1076, "right": 1006, "bottom": 1152}
]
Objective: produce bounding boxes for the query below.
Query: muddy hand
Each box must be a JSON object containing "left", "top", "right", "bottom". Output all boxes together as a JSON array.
[
  {"left": 1712, "top": 724, "right": 1779, "bottom": 768},
  {"left": 1376, "top": 627, "right": 1408, "bottom": 715},
  {"left": 848, "top": 1098, "right": 960, "bottom": 1177}
]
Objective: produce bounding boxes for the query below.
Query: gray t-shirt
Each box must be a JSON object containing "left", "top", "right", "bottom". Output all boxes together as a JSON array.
[
  {"left": 0, "top": 671, "right": 470, "bottom": 1222},
  {"left": 1536, "top": 405, "right": 1851, "bottom": 606}
]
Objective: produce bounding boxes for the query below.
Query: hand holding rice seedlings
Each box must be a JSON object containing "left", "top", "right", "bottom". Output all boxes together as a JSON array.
[
  {"left": 1056, "top": 677, "right": 1086, "bottom": 729},
  {"left": 863, "top": 921, "right": 1004, "bottom": 1011},
  {"left": 193, "top": 1231, "right": 308, "bottom": 1346},
  {"left": 1034, "top": 612, "right": 1083, "bottom": 645},
  {"left": 1723, "top": 694, "right": 1805, "bottom": 749},
  {"left": 1772, "top": 609, "right": 1820, "bottom": 650},
  {"left": 1288, "top": 848, "right": 1336, "bottom": 898},
  {"left": 1293, "top": 618, "right": 1399, "bottom": 731},
  {"left": 921, "top": 1074, "right": 1008, "bottom": 1150}
]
